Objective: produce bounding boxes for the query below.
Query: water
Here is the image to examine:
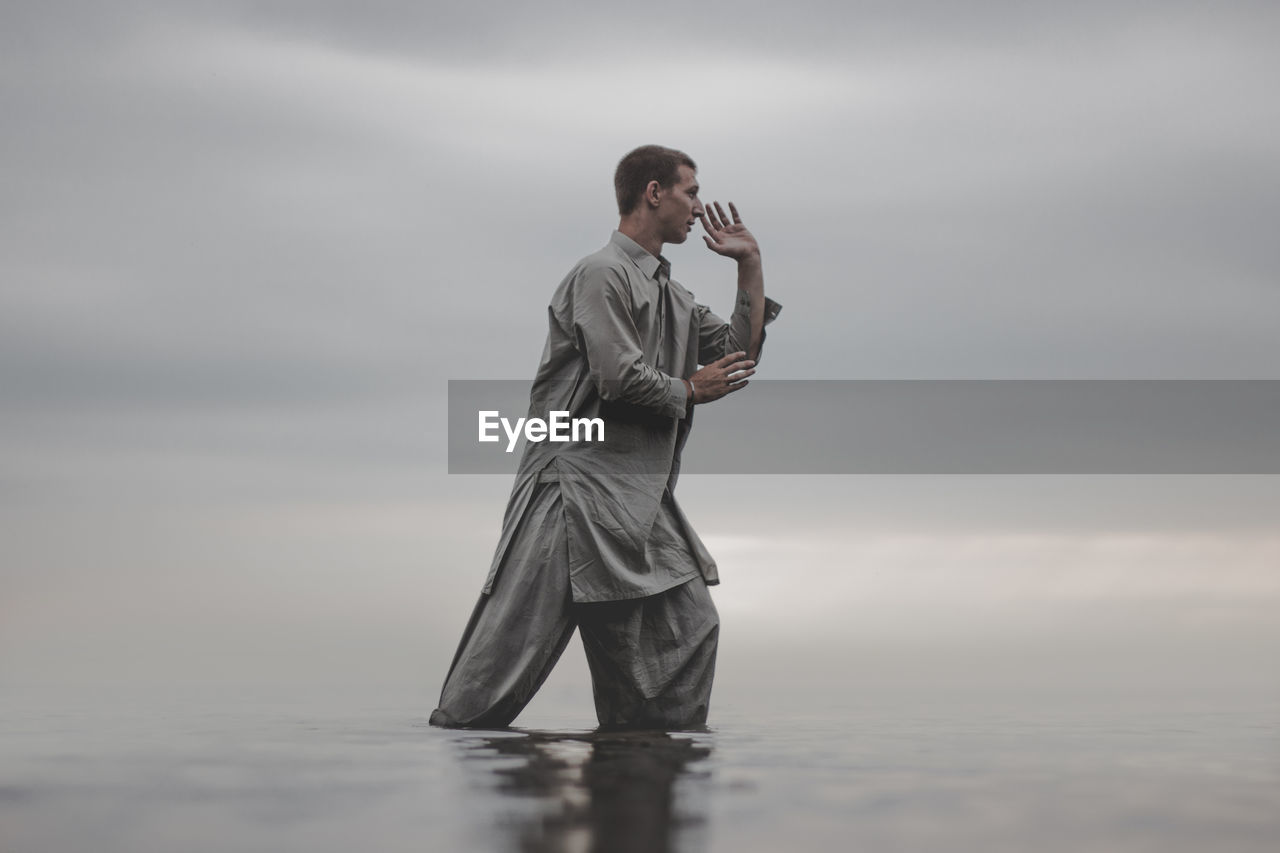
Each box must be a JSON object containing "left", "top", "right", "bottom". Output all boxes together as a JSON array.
[{"left": 2, "top": 684, "right": 1277, "bottom": 852}]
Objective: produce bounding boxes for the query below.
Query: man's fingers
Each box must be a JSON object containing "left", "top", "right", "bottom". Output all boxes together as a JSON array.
[
  {"left": 728, "top": 201, "right": 742, "bottom": 224},
  {"left": 700, "top": 216, "right": 723, "bottom": 249},
  {"left": 713, "top": 201, "right": 729, "bottom": 228},
  {"left": 706, "top": 203, "right": 725, "bottom": 231},
  {"left": 707, "top": 203, "right": 725, "bottom": 230},
  {"left": 691, "top": 352, "right": 756, "bottom": 400}
]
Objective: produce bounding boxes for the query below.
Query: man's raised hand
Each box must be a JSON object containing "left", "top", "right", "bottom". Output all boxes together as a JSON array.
[
  {"left": 700, "top": 201, "right": 761, "bottom": 262},
  {"left": 689, "top": 351, "right": 755, "bottom": 403}
]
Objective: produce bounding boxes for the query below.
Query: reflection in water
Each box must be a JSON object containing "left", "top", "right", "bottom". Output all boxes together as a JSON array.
[{"left": 456, "top": 730, "right": 713, "bottom": 853}]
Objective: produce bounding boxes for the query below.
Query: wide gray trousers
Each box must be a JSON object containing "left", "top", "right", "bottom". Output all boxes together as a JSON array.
[{"left": 430, "top": 483, "right": 719, "bottom": 730}]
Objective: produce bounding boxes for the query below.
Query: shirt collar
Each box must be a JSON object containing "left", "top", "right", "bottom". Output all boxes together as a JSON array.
[{"left": 610, "top": 230, "right": 670, "bottom": 282}]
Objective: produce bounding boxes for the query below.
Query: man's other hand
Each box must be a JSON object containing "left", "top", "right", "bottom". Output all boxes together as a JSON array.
[{"left": 689, "top": 351, "right": 755, "bottom": 403}]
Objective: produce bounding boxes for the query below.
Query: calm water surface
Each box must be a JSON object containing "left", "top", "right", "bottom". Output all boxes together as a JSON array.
[{"left": 2, "top": 685, "right": 1277, "bottom": 852}]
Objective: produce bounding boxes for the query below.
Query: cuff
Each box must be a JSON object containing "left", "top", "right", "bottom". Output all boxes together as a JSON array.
[
  {"left": 664, "top": 375, "right": 690, "bottom": 418},
  {"left": 733, "top": 290, "right": 783, "bottom": 324}
]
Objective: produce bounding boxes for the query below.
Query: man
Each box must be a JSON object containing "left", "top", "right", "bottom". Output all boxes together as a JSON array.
[{"left": 430, "top": 145, "right": 781, "bottom": 730}]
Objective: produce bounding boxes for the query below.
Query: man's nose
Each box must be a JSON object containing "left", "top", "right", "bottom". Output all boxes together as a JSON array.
[{"left": 693, "top": 199, "right": 705, "bottom": 216}]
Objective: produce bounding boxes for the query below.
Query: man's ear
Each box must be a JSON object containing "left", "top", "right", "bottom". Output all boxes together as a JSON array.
[{"left": 644, "top": 180, "right": 662, "bottom": 208}]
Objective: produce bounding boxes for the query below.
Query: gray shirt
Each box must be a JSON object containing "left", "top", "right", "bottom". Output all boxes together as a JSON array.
[{"left": 483, "top": 231, "right": 782, "bottom": 602}]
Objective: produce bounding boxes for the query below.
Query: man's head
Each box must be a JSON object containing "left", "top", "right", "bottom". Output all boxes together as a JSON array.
[
  {"left": 614, "top": 145, "right": 697, "bottom": 215},
  {"left": 614, "top": 145, "right": 704, "bottom": 247}
]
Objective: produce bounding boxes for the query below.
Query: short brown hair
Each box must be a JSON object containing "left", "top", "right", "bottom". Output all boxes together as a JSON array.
[{"left": 614, "top": 145, "right": 697, "bottom": 215}]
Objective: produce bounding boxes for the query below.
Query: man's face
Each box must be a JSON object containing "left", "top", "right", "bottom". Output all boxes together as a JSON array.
[{"left": 656, "top": 165, "right": 705, "bottom": 245}]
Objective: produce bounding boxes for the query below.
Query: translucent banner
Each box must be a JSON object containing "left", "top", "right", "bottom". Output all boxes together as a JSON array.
[{"left": 447, "top": 380, "right": 1280, "bottom": 474}]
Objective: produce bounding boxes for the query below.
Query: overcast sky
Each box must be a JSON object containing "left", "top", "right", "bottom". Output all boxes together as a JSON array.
[{"left": 3, "top": 1, "right": 1278, "bottom": 706}]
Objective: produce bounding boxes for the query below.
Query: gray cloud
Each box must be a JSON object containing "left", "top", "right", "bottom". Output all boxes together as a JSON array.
[{"left": 4, "top": 0, "right": 1279, "bottom": 689}]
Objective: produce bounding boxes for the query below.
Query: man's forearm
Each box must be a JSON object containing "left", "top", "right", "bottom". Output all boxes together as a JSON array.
[{"left": 737, "top": 254, "right": 765, "bottom": 362}]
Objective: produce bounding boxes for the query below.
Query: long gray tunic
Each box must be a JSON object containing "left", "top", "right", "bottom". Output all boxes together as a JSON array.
[{"left": 482, "top": 231, "right": 781, "bottom": 602}]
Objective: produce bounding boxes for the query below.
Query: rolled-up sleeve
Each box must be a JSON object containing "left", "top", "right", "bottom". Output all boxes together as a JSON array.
[
  {"left": 697, "top": 291, "right": 783, "bottom": 365},
  {"left": 565, "top": 265, "right": 689, "bottom": 418}
]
